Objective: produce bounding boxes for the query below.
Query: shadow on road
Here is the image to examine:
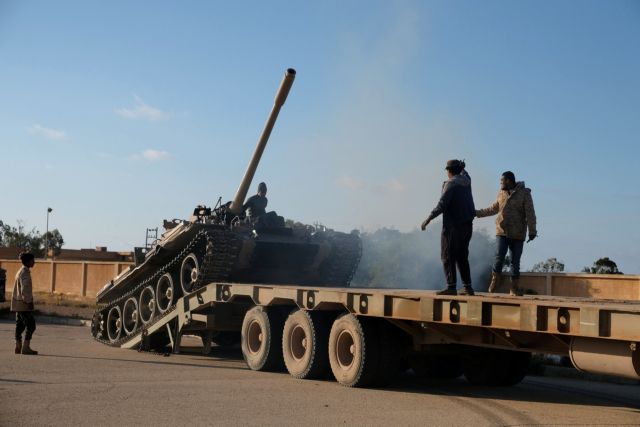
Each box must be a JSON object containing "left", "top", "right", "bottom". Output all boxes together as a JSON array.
[
  {"left": 382, "top": 373, "right": 640, "bottom": 411},
  {"left": 37, "top": 346, "right": 246, "bottom": 371}
]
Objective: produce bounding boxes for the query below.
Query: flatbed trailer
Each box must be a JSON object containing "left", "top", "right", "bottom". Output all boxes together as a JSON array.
[{"left": 104, "top": 272, "right": 640, "bottom": 387}]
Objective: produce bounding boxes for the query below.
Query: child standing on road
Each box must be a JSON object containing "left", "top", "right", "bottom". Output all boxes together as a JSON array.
[{"left": 11, "top": 252, "right": 38, "bottom": 355}]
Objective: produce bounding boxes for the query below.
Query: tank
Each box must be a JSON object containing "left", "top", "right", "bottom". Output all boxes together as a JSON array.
[{"left": 91, "top": 68, "right": 362, "bottom": 345}]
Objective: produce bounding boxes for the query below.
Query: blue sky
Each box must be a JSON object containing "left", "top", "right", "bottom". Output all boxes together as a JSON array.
[{"left": 1, "top": 0, "right": 638, "bottom": 273}]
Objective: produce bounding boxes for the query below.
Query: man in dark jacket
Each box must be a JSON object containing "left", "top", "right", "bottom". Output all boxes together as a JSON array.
[
  {"left": 243, "top": 182, "right": 268, "bottom": 219},
  {"left": 421, "top": 160, "right": 476, "bottom": 295}
]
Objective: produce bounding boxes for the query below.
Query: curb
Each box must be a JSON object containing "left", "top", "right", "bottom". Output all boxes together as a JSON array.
[
  {"left": 35, "top": 315, "right": 91, "bottom": 327},
  {"left": 0, "top": 313, "right": 90, "bottom": 327}
]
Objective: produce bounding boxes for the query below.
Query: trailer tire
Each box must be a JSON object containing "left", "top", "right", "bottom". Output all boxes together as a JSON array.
[
  {"left": 241, "top": 306, "right": 285, "bottom": 372},
  {"left": 410, "top": 353, "right": 463, "bottom": 379},
  {"left": 375, "top": 319, "right": 402, "bottom": 386},
  {"left": 212, "top": 331, "right": 241, "bottom": 347},
  {"left": 463, "top": 348, "right": 530, "bottom": 386},
  {"left": 328, "top": 314, "right": 380, "bottom": 387},
  {"left": 282, "top": 309, "right": 330, "bottom": 379},
  {"left": 502, "top": 351, "right": 531, "bottom": 386}
]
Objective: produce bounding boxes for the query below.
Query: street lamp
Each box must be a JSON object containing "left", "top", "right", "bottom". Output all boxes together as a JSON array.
[{"left": 45, "top": 207, "right": 53, "bottom": 259}]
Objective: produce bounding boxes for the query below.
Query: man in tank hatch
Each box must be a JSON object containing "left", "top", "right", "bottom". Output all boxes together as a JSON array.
[
  {"left": 243, "top": 182, "right": 268, "bottom": 219},
  {"left": 421, "top": 160, "right": 476, "bottom": 296}
]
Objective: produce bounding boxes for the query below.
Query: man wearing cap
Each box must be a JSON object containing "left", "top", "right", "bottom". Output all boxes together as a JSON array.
[
  {"left": 243, "top": 182, "right": 268, "bottom": 219},
  {"left": 421, "top": 160, "right": 476, "bottom": 295},
  {"left": 11, "top": 252, "right": 38, "bottom": 355},
  {"left": 475, "top": 171, "right": 537, "bottom": 295}
]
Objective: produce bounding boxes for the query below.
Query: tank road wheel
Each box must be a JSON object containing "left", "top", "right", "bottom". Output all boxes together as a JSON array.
[
  {"left": 156, "top": 273, "right": 176, "bottom": 314},
  {"left": 106, "top": 305, "right": 123, "bottom": 343},
  {"left": 282, "top": 309, "right": 331, "bottom": 379},
  {"left": 122, "top": 297, "right": 139, "bottom": 336},
  {"left": 139, "top": 286, "right": 156, "bottom": 325},
  {"left": 463, "top": 348, "right": 531, "bottom": 386},
  {"left": 91, "top": 311, "right": 103, "bottom": 339},
  {"left": 328, "top": 314, "right": 381, "bottom": 387},
  {"left": 180, "top": 253, "right": 201, "bottom": 295},
  {"left": 241, "top": 306, "right": 285, "bottom": 372}
]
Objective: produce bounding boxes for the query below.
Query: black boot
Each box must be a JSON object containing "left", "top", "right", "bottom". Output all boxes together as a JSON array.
[
  {"left": 436, "top": 286, "right": 457, "bottom": 296},
  {"left": 459, "top": 285, "right": 475, "bottom": 296}
]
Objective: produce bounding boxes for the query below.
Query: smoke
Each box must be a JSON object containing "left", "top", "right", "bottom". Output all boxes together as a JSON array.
[
  {"left": 351, "top": 226, "right": 496, "bottom": 291},
  {"left": 281, "top": 5, "right": 500, "bottom": 289},
  {"left": 290, "top": 3, "right": 496, "bottom": 234}
]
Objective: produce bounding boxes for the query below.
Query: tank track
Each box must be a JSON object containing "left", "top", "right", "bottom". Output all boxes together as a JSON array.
[
  {"left": 321, "top": 233, "right": 362, "bottom": 287},
  {"left": 92, "top": 228, "right": 241, "bottom": 347}
]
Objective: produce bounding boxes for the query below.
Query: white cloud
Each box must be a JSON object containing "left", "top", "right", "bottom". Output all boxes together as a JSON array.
[
  {"left": 377, "top": 179, "right": 405, "bottom": 194},
  {"left": 116, "top": 95, "right": 170, "bottom": 121},
  {"left": 27, "top": 124, "right": 67, "bottom": 141},
  {"left": 335, "top": 175, "right": 366, "bottom": 191},
  {"left": 143, "top": 149, "right": 169, "bottom": 160},
  {"left": 142, "top": 149, "right": 169, "bottom": 161},
  {"left": 127, "top": 149, "right": 170, "bottom": 162}
]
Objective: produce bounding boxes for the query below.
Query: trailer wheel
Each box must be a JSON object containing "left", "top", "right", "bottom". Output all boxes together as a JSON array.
[
  {"left": 410, "top": 353, "right": 463, "bottom": 379},
  {"left": 241, "top": 306, "right": 285, "bottom": 372},
  {"left": 212, "top": 331, "right": 241, "bottom": 347},
  {"left": 328, "top": 314, "right": 382, "bottom": 387},
  {"left": 282, "top": 309, "right": 331, "bottom": 379},
  {"left": 463, "top": 348, "right": 531, "bottom": 386}
]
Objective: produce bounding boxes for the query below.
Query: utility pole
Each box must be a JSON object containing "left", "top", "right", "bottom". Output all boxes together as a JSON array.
[{"left": 45, "top": 207, "right": 53, "bottom": 259}]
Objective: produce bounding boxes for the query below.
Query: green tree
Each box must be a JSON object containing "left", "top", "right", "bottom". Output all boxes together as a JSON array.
[
  {"left": 0, "top": 220, "right": 65, "bottom": 258},
  {"left": 581, "top": 257, "right": 622, "bottom": 274},
  {"left": 531, "top": 257, "right": 565, "bottom": 273},
  {"left": 42, "top": 229, "right": 65, "bottom": 256},
  {"left": 0, "top": 220, "right": 43, "bottom": 256}
]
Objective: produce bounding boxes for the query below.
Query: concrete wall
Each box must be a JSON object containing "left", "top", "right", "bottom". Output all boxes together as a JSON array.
[
  {"left": 0, "top": 259, "right": 134, "bottom": 298},
  {"left": 1, "top": 257, "right": 638, "bottom": 300}
]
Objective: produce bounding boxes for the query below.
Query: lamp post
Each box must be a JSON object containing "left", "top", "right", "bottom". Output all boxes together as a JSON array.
[{"left": 45, "top": 207, "right": 53, "bottom": 259}]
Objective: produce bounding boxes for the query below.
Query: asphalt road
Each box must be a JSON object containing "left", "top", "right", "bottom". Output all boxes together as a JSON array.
[{"left": 1, "top": 321, "right": 639, "bottom": 426}]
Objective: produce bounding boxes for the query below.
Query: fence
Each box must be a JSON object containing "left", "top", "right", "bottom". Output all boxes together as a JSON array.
[{"left": 0, "top": 259, "right": 134, "bottom": 298}]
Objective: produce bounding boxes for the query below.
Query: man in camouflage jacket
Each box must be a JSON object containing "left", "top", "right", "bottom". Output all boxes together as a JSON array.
[
  {"left": 475, "top": 171, "right": 537, "bottom": 295},
  {"left": 11, "top": 252, "right": 38, "bottom": 355}
]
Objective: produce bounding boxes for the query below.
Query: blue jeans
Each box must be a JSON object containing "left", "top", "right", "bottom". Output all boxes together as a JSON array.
[{"left": 493, "top": 236, "right": 524, "bottom": 279}]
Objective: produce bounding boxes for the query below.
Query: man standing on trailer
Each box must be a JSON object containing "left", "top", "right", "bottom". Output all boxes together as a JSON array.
[
  {"left": 421, "top": 160, "right": 476, "bottom": 296},
  {"left": 475, "top": 171, "right": 537, "bottom": 295}
]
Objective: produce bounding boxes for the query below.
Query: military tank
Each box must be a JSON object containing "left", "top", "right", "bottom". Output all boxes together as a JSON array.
[{"left": 91, "top": 68, "right": 361, "bottom": 345}]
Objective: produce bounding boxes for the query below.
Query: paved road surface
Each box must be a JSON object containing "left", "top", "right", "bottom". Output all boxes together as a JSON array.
[{"left": 1, "top": 321, "right": 639, "bottom": 426}]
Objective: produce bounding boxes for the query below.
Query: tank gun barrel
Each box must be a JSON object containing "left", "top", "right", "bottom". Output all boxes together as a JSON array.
[{"left": 228, "top": 68, "right": 296, "bottom": 214}]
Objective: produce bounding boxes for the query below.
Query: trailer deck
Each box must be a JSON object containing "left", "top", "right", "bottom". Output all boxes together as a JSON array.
[{"left": 106, "top": 273, "right": 640, "bottom": 385}]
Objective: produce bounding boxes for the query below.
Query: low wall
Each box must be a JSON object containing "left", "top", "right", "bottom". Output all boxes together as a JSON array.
[
  {"left": 494, "top": 272, "right": 640, "bottom": 300},
  {"left": 1, "top": 259, "right": 134, "bottom": 298},
  {"left": 1, "top": 258, "right": 638, "bottom": 301}
]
